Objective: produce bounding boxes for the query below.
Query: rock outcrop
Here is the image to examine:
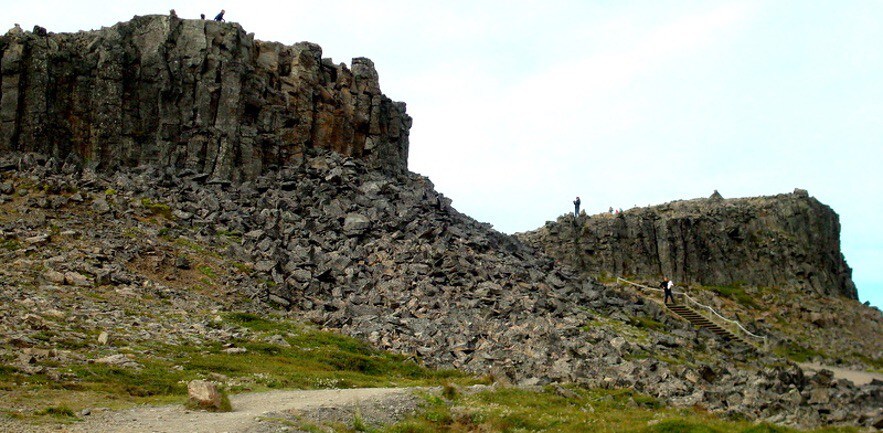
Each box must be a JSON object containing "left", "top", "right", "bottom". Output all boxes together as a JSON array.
[
  {"left": 519, "top": 190, "right": 857, "bottom": 299},
  {"left": 0, "top": 15, "right": 410, "bottom": 181}
]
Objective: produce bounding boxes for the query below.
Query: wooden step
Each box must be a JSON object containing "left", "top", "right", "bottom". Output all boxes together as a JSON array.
[{"left": 667, "top": 304, "right": 745, "bottom": 344}]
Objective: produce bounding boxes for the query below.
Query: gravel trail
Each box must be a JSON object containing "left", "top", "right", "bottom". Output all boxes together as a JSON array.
[
  {"left": 799, "top": 363, "right": 883, "bottom": 386},
  {"left": 59, "top": 387, "right": 412, "bottom": 433}
]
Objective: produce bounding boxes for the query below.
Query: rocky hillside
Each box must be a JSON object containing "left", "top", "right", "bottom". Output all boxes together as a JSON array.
[
  {"left": 1, "top": 152, "right": 881, "bottom": 428},
  {"left": 1, "top": 16, "right": 882, "bottom": 429},
  {"left": 0, "top": 15, "right": 410, "bottom": 180},
  {"left": 519, "top": 190, "right": 856, "bottom": 299}
]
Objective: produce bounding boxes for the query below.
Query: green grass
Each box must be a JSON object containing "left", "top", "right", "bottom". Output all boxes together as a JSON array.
[
  {"left": 773, "top": 341, "right": 825, "bottom": 363},
  {"left": 139, "top": 198, "right": 173, "bottom": 219},
  {"left": 850, "top": 352, "right": 883, "bottom": 371},
  {"left": 198, "top": 265, "right": 219, "bottom": 280},
  {"left": 704, "top": 284, "right": 759, "bottom": 309},
  {"left": 0, "top": 313, "right": 473, "bottom": 423},
  {"left": 216, "top": 229, "right": 243, "bottom": 243},
  {"left": 34, "top": 406, "right": 78, "bottom": 420},
  {"left": 373, "top": 386, "right": 859, "bottom": 433},
  {"left": 629, "top": 315, "right": 666, "bottom": 331},
  {"left": 175, "top": 236, "right": 221, "bottom": 258},
  {"left": 0, "top": 238, "right": 21, "bottom": 251}
]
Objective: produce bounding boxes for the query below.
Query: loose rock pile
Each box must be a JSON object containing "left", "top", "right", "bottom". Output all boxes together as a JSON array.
[{"left": 1, "top": 152, "right": 880, "bottom": 428}]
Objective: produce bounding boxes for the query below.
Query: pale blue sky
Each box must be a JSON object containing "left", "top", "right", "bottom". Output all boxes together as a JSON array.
[{"left": 4, "top": 1, "right": 881, "bottom": 307}]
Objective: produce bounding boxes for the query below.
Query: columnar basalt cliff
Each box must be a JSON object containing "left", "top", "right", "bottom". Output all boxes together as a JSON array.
[
  {"left": 0, "top": 15, "right": 411, "bottom": 180},
  {"left": 519, "top": 190, "right": 857, "bottom": 299}
]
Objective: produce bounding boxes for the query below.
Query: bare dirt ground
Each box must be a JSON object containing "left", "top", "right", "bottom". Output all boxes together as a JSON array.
[
  {"left": 5, "top": 388, "right": 415, "bottom": 433},
  {"left": 800, "top": 362, "right": 883, "bottom": 386}
]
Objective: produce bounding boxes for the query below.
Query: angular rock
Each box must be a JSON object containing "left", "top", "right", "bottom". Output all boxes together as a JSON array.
[{"left": 187, "top": 380, "right": 224, "bottom": 411}]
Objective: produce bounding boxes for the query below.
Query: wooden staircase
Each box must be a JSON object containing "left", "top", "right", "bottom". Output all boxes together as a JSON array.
[{"left": 666, "top": 304, "right": 749, "bottom": 346}]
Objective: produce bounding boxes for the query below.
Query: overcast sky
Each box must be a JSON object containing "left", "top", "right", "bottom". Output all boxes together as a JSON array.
[{"left": 4, "top": 1, "right": 881, "bottom": 308}]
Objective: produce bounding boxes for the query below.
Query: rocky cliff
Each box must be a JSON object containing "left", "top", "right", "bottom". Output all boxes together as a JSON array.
[
  {"left": 0, "top": 15, "right": 410, "bottom": 180},
  {"left": 519, "top": 190, "right": 857, "bottom": 299}
]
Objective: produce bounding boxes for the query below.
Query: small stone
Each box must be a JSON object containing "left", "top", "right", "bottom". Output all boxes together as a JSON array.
[
  {"left": 173, "top": 209, "right": 193, "bottom": 220},
  {"left": 343, "top": 213, "right": 371, "bottom": 235},
  {"left": 44, "top": 270, "right": 66, "bottom": 284},
  {"left": 24, "top": 234, "right": 49, "bottom": 244},
  {"left": 265, "top": 335, "right": 291, "bottom": 347},
  {"left": 98, "top": 332, "right": 109, "bottom": 345},
  {"left": 64, "top": 272, "right": 92, "bottom": 287},
  {"left": 175, "top": 256, "right": 191, "bottom": 270},
  {"left": 91, "top": 354, "right": 141, "bottom": 369},
  {"left": 92, "top": 197, "right": 111, "bottom": 213},
  {"left": 254, "top": 260, "right": 276, "bottom": 272}
]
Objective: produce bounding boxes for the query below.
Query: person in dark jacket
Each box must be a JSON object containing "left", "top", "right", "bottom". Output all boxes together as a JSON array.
[
  {"left": 573, "top": 196, "right": 581, "bottom": 217},
  {"left": 661, "top": 277, "right": 675, "bottom": 304},
  {"left": 214, "top": 9, "right": 226, "bottom": 22}
]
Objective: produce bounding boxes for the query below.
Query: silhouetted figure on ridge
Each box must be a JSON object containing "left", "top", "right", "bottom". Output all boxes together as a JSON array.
[
  {"left": 214, "top": 9, "right": 226, "bottom": 22},
  {"left": 573, "top": 197, "right": 581, "bottom": 217}
]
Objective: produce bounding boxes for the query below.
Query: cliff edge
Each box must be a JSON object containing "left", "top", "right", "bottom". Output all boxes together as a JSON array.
[
  {"left": 519, "top": 189, "right": 857, "bottom": 299},
  {"left": 0, "top": 15, "right": 411, "bottom": 181}
]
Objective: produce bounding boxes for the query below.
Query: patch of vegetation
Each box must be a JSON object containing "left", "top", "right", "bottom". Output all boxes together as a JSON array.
[
  {"left": 0, "top": 238, "right": 21, "bottom": 251},
  {"left": 629, "top": 315, "right": 665, "bottom": 331},
  {"left": 232, "top": 262, "right": 252, "bottom": 273},
  {"left": 704, "top": 284, "right": 758, "bottom": 309},
  {"left": 198, "top": 265, "right": 219, "bottom": 280},
  {"left": 375, "top": 387, "right": 859, "bottom": 433},
  {"left": 139, "top": 197, "right": 173, "bottom": 219},
  {"left": 34, "top": 406, "right": 78, "bottom": 420},
  {"left": 216, "top": 229, "right": 243, "bottom": 243},
  {"left": 122, "top": 227, "right": 142, "bottom": 239},
  {"left": 850, "top": 352, "right": 883, "bottom": 372},
  {"left": 0, "top": 310, "right": 479, "bottom": 426},
  {"left": 352, "top": 409, "right": 369, "bottom": 432},
  {"left": 175, "top": 236, "right": 220, "bottom": 258},
  {"left": 774, "top": 341, "right": 825, "bottom": 363},
  {"left": 70, "top": 361, "right": 188, "bottom": 398}
]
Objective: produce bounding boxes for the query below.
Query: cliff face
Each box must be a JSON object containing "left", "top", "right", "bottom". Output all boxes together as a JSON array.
[
  {"left": 520, "top": 190, "right": 857, "bottom": 299},
  {"left": 0, "top": 15, "right": 410, "bottom": 180}
]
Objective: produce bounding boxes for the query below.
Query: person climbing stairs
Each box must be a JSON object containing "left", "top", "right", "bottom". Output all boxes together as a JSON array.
[{"left": 615, "top": 277, "right": 767, "bottom": 350}]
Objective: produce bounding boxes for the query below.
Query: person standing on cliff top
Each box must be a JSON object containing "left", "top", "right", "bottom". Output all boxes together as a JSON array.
[
  {"left": 661, "top": 277, "right": 675, "bottom": 305},
  {"left": 573, "top": 197, "right": 581, "bottom": 217},
  {"left": 214, "top": 10, "right": 226, "bottom": 22}
]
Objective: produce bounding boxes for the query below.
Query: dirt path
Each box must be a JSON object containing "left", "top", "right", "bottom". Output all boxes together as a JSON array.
[
  {"left": 59, "top": 387, "right": 412, "bottom": 433},
  {"left": 800, "top": 362, "right": 883, "bottom": 386}
]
